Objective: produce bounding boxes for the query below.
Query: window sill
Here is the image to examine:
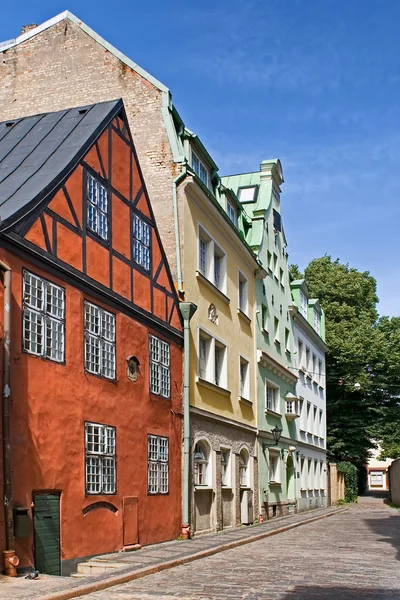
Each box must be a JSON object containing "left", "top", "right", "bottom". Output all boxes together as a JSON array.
[
  {"left": 222, "top": 486, "right": 233, "bottom": 491},
  {"left": 194, "top": 486, "right": 213, "bottom": 492},
  {"left": 262, "top": 328, "right": 269, "bottom": 336},
  {"left": 196, "top": 377, "right": 231, "bottom": 397},
  {"left": 196, "top": 271, "right": 230, "bottom": 304},
  {"left": 237, "top": 308, "right": 251, "bottom": 325},
  {"left": 239, "top": 397, "right": 253, "bottom": 406},
  {"left": 269, "top": 481, "right": 281, "bottom": 487},
  {"left": 274, "top": 338, "right": 281, "bottom": 346},
  {"left": 265, "top": 408, "right": 282, "bottom": 418}
]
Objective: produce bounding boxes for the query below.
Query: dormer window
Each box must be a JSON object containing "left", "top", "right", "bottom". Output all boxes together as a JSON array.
[
  {"left": 192, "top": 151, "right": 209, "bottom": 188},
  {"left": 238, "top": 185, "right": 258, "bottom": 203},
  {"left": 300, "top": 290, "right": 308, "bottom": 318},
  {"left": 87, "top": 173, "right": 109, "bottom": 241},
  {"left": 226, "top": 199, "right": 237, "bottom": 226},
  {"left": 313, "top": 309, "right": 321, "bottom": 334}
]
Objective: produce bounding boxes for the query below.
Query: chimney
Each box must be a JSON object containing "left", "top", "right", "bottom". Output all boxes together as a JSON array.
[{"left": 21, "top": 24, "right": 37, "bottom": 35}]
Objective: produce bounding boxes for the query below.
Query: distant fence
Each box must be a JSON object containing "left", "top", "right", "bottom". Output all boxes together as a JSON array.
[
  {"left": 388, "top": 458, "right": 400, "bottom": 505},
  {"left": 327, "top": 463, "right": 345, "bottom": 505}
]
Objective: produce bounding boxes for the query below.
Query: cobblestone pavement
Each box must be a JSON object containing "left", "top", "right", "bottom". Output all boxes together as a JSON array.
[{"left": 84, "top": 503, "right": 400, "bottom": 600}]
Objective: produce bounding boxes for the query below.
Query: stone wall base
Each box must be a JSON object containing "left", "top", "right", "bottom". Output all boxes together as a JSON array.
[{"left": 262, "top": 500, "right": 297, "bottom": 520}]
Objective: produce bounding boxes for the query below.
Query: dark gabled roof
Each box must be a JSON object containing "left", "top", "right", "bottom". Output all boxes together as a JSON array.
[{"left": 0, "top": 99, "right": 122, "bottom": 230}]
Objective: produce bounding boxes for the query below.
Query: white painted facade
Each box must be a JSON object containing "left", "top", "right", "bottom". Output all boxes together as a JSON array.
[
  {"left": 293, "top": 314, "right": 327, "bottom": 511},
  {"left": 367, "top": 445, "right": 393, "bottom": 491}
]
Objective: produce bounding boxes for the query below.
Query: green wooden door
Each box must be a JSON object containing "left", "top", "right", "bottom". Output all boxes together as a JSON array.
[{"left": 33, "top": 494, "right": 61, "bottom": 575}]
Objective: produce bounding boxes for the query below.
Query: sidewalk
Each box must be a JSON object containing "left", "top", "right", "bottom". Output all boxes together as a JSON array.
[{"left": 0, "top": 505, "right": 345, "bottom": 600}]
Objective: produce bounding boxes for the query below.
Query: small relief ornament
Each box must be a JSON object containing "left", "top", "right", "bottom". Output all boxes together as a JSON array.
[{"left": 208, "top": 304, "right": 218, "bottom": 325}]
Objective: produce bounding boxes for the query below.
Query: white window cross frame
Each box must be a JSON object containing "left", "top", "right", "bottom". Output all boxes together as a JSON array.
[
  {"left": 85, "top": 422, "right": 116, "bottom": 494},
  {"left": 148, "top": 434, "right": 169, "bottom": 494},
  {"left": 84, "top": 302, "right": 116, "bottom": 379}
]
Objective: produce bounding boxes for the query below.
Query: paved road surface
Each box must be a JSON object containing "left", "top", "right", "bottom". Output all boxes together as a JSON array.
[{"left": 85, "top": 503, "right": 400, "bottom": 600}]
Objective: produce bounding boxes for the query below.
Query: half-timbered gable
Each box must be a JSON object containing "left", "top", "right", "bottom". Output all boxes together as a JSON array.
[{"left": 0, "top": 100, "right": 182, "bottom": 337}]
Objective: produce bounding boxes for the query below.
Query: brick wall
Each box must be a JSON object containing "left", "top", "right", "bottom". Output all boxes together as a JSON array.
[{"left": 0, "top": 19, "right": 180, "bottom": 279}]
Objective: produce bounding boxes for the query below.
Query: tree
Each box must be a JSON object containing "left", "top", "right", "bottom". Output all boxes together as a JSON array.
[
  {"left": 289, "top": 264, "right": 303, "bottom": 280},
  {"left": 304, "top": 256, "right": 382, "bottom": 466}
]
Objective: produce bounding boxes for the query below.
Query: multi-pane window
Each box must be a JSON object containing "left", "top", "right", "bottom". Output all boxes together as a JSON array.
[
  {"left": 148, "top": 435, "right": 169, "bottom": 494},
  {"left": 269, "top": 451, "right": 280, "bottom": 483},
  {"left": 194, "top": 442, "right": 209, "bottom": 486},
  {"left": 240, "top": 357, "right": 249, "bottom": 399},
  {"left": 266, "top": 384, "right": 278, "bottom": 412},
  {"left": 221, "top": 449, "right": 230, "bottom": 487},
  {"left": 261, "top": 304, "right": 268, "bottom": 331},
  {"left": 239, "top": 450, "right": 249, "bottom": 487},
  {"left": 198, "top": 331, "right": 227, "bottom": 389},
  {"left": 149, "top": 335, "right": 170, "bottom": 398},
  {"left": 198, "top": 227, "right": 226, "bottom": 293},
  {"left": 226, "top": 200, "right": 237, "bottom": 226},
  {"left": 238, "top": 271, "right": 248, "bottom": 314},
  {"left": 313, "top": 308, "right": 321, "bottom": 334},
  {"left": 133, "top": 214, "right": 150, "bottom": 271},
  {"left": 84, "top": 302, "right": 116, "bottom": 379},
  {"left": 192, "top": 151, "right": 209, "bottom": 187},
  {"left": 85, "top": 422, "right": 116, "bottom": 494},
  {"left": 300, "top": 290, "right": 308, "bottom": 318},
  {"left": 23, "top": 271, "right": 65, "bottom": 362},
  {"left": 87, "top": 173, "right": 108, "bottom": 240}
]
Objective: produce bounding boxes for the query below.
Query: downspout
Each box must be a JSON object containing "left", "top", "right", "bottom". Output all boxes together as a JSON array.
[
  {"left": 179, "top": 302, "right": 197, "bottom": 539},
  {"left": 173, "top": 163, "right": 187, "bottom": 294},
  {"left": 0, "top": 260, "right": 18, "bottom": 575}
]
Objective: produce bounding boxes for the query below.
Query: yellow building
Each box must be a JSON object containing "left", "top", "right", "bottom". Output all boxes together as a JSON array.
[{"left": 177, "top": 132, "right": 265, "bottom": 533}]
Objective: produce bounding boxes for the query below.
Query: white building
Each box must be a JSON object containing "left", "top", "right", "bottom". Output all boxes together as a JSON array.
[
  {"left": 290, "top": 280, "right": 328, "bottom": 511},
  {"left": 366, "top": 445, "right": 393, "bottom": 492}
]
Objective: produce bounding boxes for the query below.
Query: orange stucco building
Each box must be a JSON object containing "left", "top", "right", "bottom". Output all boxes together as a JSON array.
[{"left": 0, "top": 100, "right": 183, "bottom": 575}]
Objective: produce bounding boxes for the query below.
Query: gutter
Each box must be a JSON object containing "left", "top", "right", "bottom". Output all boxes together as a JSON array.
[
  {"left": 172, "top": 164, "right": 188, "bottom": 294},
  {"left": 0, "top": 260, "right": 18, "bottom": 575}
]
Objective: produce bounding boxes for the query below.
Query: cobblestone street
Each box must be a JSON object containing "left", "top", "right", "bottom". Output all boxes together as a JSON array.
[{"left": 84, "top": 503, "right": 400, "bottom": 600}]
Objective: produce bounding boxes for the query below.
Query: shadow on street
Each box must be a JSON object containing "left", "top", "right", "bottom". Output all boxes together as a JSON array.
[{"left": 282, "top": 585, "right": 398, "bottom": 599}]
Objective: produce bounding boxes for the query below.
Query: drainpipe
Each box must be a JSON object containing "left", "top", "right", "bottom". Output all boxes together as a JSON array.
[
  {"left": 0, "top": 260, "right": 18, "bottom": 575},
  {"left": 173, "top": 164, "right": 187, "bottom": 294},
  {"left": 179, "top": 302, "right": 197, "bottom": 539}
]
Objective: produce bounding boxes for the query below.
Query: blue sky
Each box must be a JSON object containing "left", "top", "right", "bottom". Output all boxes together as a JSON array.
[{"left": 1, "top": 1, "right": 399, "bottom": 315}]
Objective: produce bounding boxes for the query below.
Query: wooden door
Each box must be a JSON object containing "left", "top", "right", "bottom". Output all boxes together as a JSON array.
[
  {"left": 123, "top": 496, "right": 138, "bottom": 546},
  {"left": 33, "top": 493, "right": 61, "bottom": 575}
]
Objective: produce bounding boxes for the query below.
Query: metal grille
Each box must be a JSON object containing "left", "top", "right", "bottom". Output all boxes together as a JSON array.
[
  {"left": 148, "top": 435, "right": 169, "bottom": 494},
  {"left": 133, "top": 214, "right": 150, "bottom": 270},
  {"left": 149, "top": 335, "right": 170, "bottom": 398},
  {"left": 23, "top": 271, "right": 65, "bottom": 362},
  {"left": 85, "top": 302, "right": 116, "bottom": 379},
  {"left": 87, "top": 174, "right": 108, "bottom": 240},
  {"left": 85, "top": 423, "right": 116, "bottom": 494}
]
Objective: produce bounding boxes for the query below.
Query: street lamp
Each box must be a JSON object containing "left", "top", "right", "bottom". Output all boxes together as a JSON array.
[{"left": 262, "top": 425, "right": 283, "bottom": 451}]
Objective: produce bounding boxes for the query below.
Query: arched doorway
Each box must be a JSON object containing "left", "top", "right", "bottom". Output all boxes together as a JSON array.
[{"left": 286, "top": 454, "right": 296, "bottom": 499}]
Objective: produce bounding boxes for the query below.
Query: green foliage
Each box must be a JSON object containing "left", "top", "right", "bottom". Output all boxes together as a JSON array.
[
  {"left": 337, "top": 461, "right": 358, "bottom": 502},
  {"left": 289, "top": 264, "right": 303, "bottom": 280}
]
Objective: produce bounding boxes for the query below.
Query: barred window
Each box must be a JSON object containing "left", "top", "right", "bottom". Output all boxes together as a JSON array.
[
  {"left": 87, "top": 173, "right": 109, "bottom": 240},
  {"left": 133, "top": 214, "right": 150, "bottom": 271},
  {"left": 85, "top": 422, "right": 116, "bottom": 494},
  {"left": 149, "top": 335, "right": 170, "bottom": 398},
  {"left": 85, "top": 302, "right": 116, "bottom": 379},
  {"left": 148, "top": 435, "right": 169, "bottom": 494},
  {"left": 23, "top": 271, "right": 65, "bottom": 362}
]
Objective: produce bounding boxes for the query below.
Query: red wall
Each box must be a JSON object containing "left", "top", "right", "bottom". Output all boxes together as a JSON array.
[{"left": 0, "top": 250, "right": 182, "bottom": 568}]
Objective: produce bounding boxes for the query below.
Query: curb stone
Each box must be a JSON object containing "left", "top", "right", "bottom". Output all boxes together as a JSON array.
[{"left": 39, "top": 507, "right": 347, "bottom": 600}]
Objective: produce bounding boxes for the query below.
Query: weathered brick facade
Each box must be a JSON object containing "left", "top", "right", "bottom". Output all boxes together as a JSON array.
[{"left": 0, "top": 19, "right": 181, "bottom": 279}]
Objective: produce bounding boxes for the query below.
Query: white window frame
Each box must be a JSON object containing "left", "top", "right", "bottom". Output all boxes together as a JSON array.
[
  {"left": 300, "top": 290, "right": 308, "bottom": 318},
  {"left": 266, "top": 381, "right": 279, "bottom": 413},
  {"left": 194, "top": 441, "right": 210, "bottom": 486},
  {"left": 226, "top": 199, "right": 238, "bottom": 227},
  {"left": 87, "top": 173, "right": 109, "bottom": 241},
  {"left": 313, "top": 308, "right": 321, "bottom": 334},
  {"left": 149, "top": 335, "right": 170, "bottom": 398},
  {"left": 306, "top": 402, "right": 312, "bottom": 433},
  {"left": 239, "top": 355, "right": 250, "bottom": 400},
  {"left": 221, "top": 448, "right": 231, "bottom": 487},
  {"left": 198, "top": 328, "right": 228, "bottom": 389},
  {"left": 198, "top": 225, "right": 227, "bottom": 294},
  {"left": 133, "top": 213, "right": 151, "bottom": 271},
  {"left": 85, "top": 422, "right": 116, "bottom": 495},
  {"left": 238, "top": 270, "right": 248, "bottom": 315},
  {"left": 268, "top": 449, "right": 280, "bottom": 483},
  {"left": 84, "top": 302, "right": 116, "bottom": 379},
  {"left": 192, "top": 149, "right": 210, "bottom": 188},
  {"left": 23, "top": 270, "right": 65, "bottom": 363},
  {"left": 261, "top": 304, "right": 268, "bottom": 332},
  {"left": 239, "top": 448, "right": 250, "bottom": 488},
  {"left": 148, "top": 434, "right": 169, "bottom": 494}
]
